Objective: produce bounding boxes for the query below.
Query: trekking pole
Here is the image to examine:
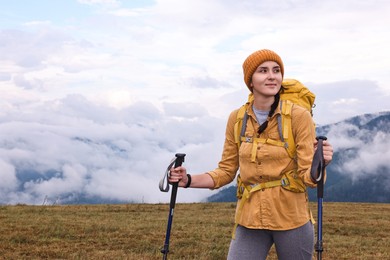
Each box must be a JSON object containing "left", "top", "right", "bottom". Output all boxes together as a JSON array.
[
  {"left": 158, "top": 153, "right": 186, "bottom": 260},
  {"left": 310, "top": 136, "right": 327, "bottom": 260}
]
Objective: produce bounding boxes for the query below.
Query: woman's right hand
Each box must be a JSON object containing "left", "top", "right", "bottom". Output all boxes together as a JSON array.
[{"left": 169, "top": 166, "right": 189, "bottom": 187}]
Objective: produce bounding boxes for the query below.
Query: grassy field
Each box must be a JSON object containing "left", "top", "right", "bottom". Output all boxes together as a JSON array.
[{"left": 0, "top": 202, "right": 389, "bottom": 259}]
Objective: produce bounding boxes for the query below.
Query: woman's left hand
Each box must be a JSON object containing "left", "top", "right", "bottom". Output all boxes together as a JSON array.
[{"left": 314, "top": 139, "right": 334, "bottom": 166}]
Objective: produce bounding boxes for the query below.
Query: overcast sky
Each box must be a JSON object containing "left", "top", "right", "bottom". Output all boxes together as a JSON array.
[{"left": 1, "top": 0, "right": 389, "bottom": 204}]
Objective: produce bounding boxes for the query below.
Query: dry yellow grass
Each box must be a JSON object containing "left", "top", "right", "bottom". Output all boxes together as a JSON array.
[{"left": 0, "top": 202, "right": 389, "bottom": 259}]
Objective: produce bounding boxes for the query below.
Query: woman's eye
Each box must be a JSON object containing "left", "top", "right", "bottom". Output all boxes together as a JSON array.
[{"left": 273, "top": 68, "right": 280, "bottom": 73}]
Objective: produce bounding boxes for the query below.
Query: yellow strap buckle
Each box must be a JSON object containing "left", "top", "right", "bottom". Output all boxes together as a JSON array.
[{"left": 281, "top": 177, "right": 290, "bottom": 187}]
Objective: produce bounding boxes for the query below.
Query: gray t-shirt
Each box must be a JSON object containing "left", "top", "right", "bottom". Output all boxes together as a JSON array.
[{"left": 252, "top": 105, "right": 269, "bottom": 125}]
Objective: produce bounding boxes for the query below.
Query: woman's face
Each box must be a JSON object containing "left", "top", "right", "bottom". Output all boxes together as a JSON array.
[{"left": 250, "top": 61, "right": 282, "bottom": 97}]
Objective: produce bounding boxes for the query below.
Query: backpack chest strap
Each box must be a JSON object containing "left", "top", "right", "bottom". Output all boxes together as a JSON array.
[{"left": 246, "top": 178, "right": 288, "bottom": 196}]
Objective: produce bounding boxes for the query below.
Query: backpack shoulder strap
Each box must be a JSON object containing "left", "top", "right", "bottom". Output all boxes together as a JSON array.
[
  {"left": 234, "top": 94, "right": 253, "bottom": 149},
  {"left": 234, "top": 104, "right": 249, "bottom": 149},
  {"left": 279, "top": 100, "right": 296, "bottom": 159}
]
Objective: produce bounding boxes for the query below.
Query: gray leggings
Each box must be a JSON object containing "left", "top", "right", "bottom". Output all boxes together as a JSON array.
[{"left": 227, "top": 221, "right": 314, "bottom": 260}]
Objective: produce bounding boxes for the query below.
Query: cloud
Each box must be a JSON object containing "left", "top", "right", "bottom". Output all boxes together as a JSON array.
[
  {"left": 0, "top": 72, "right": 12, "bottom": 81},
  {"left": 325, "top": 123, "right": 364, "bottom": 151},
  {"left": 163, "top": 102, "right": 208, "bottom": 118},
  {"left": 23, "top": 20, "right": 52, "bottom": 27},
  {"left": 187, "top": 75, "right": 232, "bottom": 89},
  {"left": 13, "top": 74, "right": 44, "bottom": 89},
  {"left": 0, "top": 94, "right": 224, "bottom": 204},
  {"left": 78, "top": 0, "right": 120, "bottom": 6},
  {"left": 24, "top": 164, "right": 88, "bottom": 197},
  {"left": 322, "top": 113, "right": 390, "bottom": 184},
  {"left": 332, "top": 98, "right": 359, "bottom": 106},
  {"left": 108, "top": 8, "right": 143, "bottom": 17},
  {"left": 0, "top": 29, "right": 70, "bottom": 68},
  {"left": 339, "top": 131, "right": 390, "bottom": 180},
  {"left": 0, "top": 160, "right": 18, "bottom": 192}
]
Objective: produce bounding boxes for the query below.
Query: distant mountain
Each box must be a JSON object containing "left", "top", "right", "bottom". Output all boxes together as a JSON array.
[{"left": 207, "top": 112, "right": 390, "bottom": 203}]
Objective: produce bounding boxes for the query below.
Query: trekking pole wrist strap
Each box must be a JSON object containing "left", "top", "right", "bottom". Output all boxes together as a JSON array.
[
  {"left": 158, "top": 154, "right": 186, "bottom": 192},
  {"left": 184, "top": 174, "right": 192, "bottom": 188}
]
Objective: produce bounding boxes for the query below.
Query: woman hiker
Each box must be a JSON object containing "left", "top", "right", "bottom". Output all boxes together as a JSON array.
[{"left": 169, "top": 49, "right": 334, "bottom": 260}]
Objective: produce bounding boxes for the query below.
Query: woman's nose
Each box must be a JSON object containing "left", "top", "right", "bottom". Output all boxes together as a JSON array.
[{"left": 267, "top": 71, "right": 276, "bottom": 79}]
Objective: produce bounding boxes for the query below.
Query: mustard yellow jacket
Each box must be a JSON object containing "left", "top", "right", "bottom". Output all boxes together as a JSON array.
[{"left": 208, "top": 100, "right": 317, "bottom": 230}]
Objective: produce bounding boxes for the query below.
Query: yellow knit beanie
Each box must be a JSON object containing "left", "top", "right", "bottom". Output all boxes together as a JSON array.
[{"left": 242, "top": 49, "right": 284, "bottom": 91}]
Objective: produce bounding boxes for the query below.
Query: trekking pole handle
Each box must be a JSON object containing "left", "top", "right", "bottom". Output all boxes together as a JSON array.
[
  {"left": 174, "top": 153, "right": 186, "bottom": 168},
  {"left": 170, "top": 153, "right": 185, "bottom": 205},
  {"left": 311, "top": 136, "right": 327, "bottom": 183},
  {"left": 159, "top": 154, "right": 186, "bottom": 192},
  {"left": 316, "top": 136, "right": 327, "bottom": 142},
  {"left": 170, "top": 153, "right": 185, "bottom": 207}
]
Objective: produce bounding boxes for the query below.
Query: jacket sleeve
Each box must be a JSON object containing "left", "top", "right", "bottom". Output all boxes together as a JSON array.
[
  {"left": 292, "top": 106, "right": 317, "bottom": 187},
  {"left": 207, "top": 109, "right": 240, "bottom": 189}
]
